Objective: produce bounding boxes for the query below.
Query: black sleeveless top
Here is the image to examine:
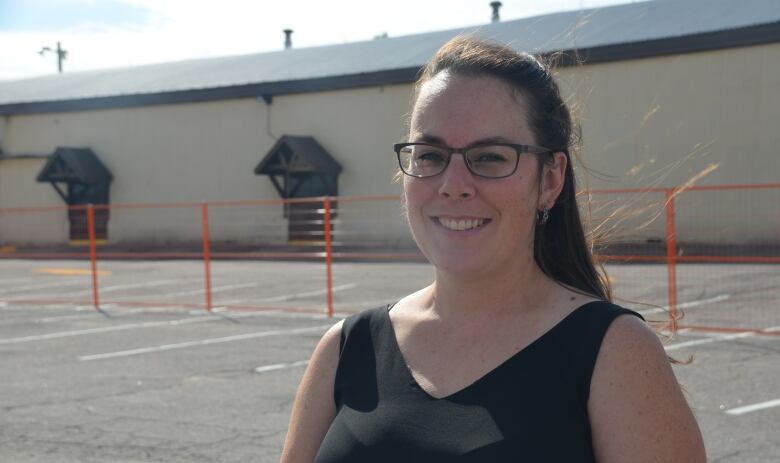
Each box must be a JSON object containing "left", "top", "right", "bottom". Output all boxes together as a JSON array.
[{"left": 315, "top": 301, "right": 644, "bottom": 462}]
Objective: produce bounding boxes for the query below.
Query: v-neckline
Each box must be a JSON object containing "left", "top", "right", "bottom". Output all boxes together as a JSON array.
[{"left": 383, "top": 300, "right": 601, "bottom": 401}]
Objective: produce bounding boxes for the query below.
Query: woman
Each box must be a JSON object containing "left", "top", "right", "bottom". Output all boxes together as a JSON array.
[{"left": 280, "top": 37, "right": 706, "bottom": 462}]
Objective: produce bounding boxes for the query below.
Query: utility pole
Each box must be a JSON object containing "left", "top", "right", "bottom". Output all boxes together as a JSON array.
[{"left": 39, "top": 41, "right": 68, "bottom": 73}]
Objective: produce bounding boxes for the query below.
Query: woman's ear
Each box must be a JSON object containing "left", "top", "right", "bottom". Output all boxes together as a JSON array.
[{"left": 539, "top": 152, "right": 567, "bottom": 209}]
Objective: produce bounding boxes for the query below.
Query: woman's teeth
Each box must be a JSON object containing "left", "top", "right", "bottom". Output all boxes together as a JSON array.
[{"left": 437, "top": 217, "right": 487, "bottom": 231}]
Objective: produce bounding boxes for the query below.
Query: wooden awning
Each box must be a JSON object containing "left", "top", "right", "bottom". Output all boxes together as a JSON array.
[
  {"left": 36, "top": 147, "right": 113, "bottom": 185},
  {"left": 36, "top": 147, "right": 112, "bottom": 205},
  {"left": 255, "top": 135, "right": 341, "bottom": 198}
]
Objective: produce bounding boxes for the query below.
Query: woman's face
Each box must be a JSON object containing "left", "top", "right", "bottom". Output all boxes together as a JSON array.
[{"left": 404, "top": 71, "right": 557, "bottom": 277}]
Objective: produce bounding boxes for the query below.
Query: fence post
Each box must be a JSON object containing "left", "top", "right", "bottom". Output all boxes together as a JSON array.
[
  {"left": 201, "top": 203, "right": 213, "bottom": 311},
  {"left": 664, "top": 189, "right": 678, "bottom": 333},
  {"left": 86, "top": 204, "right": 100, "bottom": 310},
  {"left": 323, "top": 197, "right": 334, "bottom": 318}
]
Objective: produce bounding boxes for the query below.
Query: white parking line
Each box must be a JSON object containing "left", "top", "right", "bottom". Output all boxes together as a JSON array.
[
  {"left": 34, "top": 313, "right": 111, "bottom": 323},
  {"left": 0, "top": 308, "right": 317, "bottom": 343},
  {"left": 79, "top": 325, "right": 330, "bottom": 361},
  {"left": 25, "top": 305, "right": 181, "bottom": 323},
  {"left": 0, "top": 280, "right": 87, "bottom": 296},
  {"left": 0, "top": 283, "right": 356, "bottom": 325},
  {"left": 0, "top": 303, "right": 75, "bottom": 312},
  {"left": 0, "top": 277, "right": 39, "bottom": 285},
  {"left": 253, "top": 283, "right": 356, "bottom": 303},
  {"left": 638, "top": 294, "right": 731, "bottom": 316},
  {"left": 665, "top": 325, "right": 780, "bottom": 351},
  {"left": 665, "top": 333, "right": 754, "bottom": 350},
  {"left": 0, "top": 314, "right": 230, "bottom": 344},
  {"left": 725, "top": 398, "right": 780, "bottom": 415},
  {"left": 34, "top": 306, "right": 333, "bottom": 323},
  {"left": 160, "top": 281, "right": 268, "bottom": 298},
  {"left": 139, "top": 281, "right": 356, "bottom": 300},
  {"left": 206, "top": 283, "right": 357, "bottom": 306},
  {"left": 255, "top": 360, "right": 309, "bottom": 373},
  {"left": 56, "top": 279, "right": 185, "bottom": 297}
]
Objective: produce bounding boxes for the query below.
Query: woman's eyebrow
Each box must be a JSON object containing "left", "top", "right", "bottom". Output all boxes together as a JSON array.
[
  {"left": 413, "top": 133, "right": 445, "bottom": 144},
  {"left": 413, "top": 134, "right": 515, "bottom": 145},
  {"left": 469, "top": 136, "right": 514, "bottom": 145}
]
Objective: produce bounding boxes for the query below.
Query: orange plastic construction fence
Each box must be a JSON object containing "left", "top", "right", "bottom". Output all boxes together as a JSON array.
[{"left": 0, "top": 183, "right": 778, "bottom": 337}]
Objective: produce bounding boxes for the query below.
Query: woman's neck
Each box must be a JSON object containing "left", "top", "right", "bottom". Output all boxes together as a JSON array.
[{"left": 424, "top": 259, "right": 556, "bottom": 322}]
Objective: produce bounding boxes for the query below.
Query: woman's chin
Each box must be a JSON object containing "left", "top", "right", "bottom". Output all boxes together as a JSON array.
[{"left": 428, "top": 256, "right": 495, "bottom": 278}]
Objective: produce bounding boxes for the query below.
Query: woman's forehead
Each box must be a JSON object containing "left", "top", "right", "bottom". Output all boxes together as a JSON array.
[{"left": 411, "top": 71, "right": 534, "bottom": 144}]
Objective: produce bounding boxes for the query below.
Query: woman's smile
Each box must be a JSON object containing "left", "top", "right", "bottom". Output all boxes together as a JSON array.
[{"left": 432, "top": 216, "right": 492, "bottom": 232}]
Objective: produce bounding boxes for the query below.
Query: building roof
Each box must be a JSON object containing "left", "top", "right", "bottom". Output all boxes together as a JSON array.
[{"left": 1, "top": 0, "right": 778, "bottom": 115}]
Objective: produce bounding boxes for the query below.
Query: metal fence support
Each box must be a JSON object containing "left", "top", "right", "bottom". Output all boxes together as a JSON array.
[
  {"left": 323, "top": 197, "right": 334, "bottom": 317},
  {"left": 86, "top": 204, "right": 101, "bottom": 310},
  {"left": 201, "top": 203, "right": 213, "bottom": 311},
  {"left": 664, "top": 189, "right": 678, "bottom": 333}
]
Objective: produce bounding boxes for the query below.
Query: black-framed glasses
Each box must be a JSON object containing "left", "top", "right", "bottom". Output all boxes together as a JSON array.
[{"left": 394, "top": 142, "right": 552, "bottom": 179}]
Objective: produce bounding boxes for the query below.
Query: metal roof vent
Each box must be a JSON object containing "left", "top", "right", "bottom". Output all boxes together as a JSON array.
[
  {"left": 284, "top": 29, "right": 293, "bottom": 50},
  {"left": 490, "top": 1, "right": 502, "bottom": 23}
]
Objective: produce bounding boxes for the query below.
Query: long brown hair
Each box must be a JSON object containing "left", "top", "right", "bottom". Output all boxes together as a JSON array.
[{"left": 413, "top": 36, "right": 611, "bottom": 301}]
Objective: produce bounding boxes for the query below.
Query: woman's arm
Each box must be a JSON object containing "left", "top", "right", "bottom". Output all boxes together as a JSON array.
[
  {"left": 279, "top": 320, "right": 343, "bottom": 463},
  {"left": 589, "top": 315, "right": 706, "bottom": 463}
]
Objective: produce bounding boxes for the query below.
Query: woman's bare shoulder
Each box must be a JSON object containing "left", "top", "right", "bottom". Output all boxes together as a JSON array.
[
  {"left": 588, "top": 314, "right": 706, "bottom": 463},
  {"left": 306, "top": 319, "right": 345, "bottom": 386},
  {"left": 279, "top": 319, "right": 343, "bottom": 463},
  {"left": 321, "top": 319, "right": 345, "bottom": 348}
]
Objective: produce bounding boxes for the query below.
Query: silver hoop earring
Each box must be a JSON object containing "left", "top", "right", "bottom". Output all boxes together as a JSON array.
[{"left": 538, "top": 207, "right": 550, "bottom": 225}]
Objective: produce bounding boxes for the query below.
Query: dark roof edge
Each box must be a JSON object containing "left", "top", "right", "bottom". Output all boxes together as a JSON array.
[
  {"left": 2, "top": 21, "right": 778, "bottom": 116},
  {"left": 0, "top": 67, "right": 421, "bottom": 116},
  {"left": 559, "top": 20, "right": 780, "bottom": 66},
  {"left": 0, "top": 153, "right": 50, "bottom": 160}
]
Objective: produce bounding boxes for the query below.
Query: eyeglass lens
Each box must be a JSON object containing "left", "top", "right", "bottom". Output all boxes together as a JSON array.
[{"left": 398, "top": 144, "right": 519, "bottom": 178}]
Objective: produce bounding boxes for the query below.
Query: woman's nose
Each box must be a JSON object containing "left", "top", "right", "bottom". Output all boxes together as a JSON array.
[{"left": 438, "top": 153, "right": 476, "bottom": 199}]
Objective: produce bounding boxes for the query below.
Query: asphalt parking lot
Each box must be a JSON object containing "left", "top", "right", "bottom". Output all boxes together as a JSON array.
[{"left": 0, "top": 259, "right": 778, "bottom": 462}]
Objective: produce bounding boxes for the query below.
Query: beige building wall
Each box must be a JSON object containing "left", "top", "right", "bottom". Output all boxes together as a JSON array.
[
  {"left": 0, "top": 85, "right": 414, "bottom": 246},
  {"left": 1, "top": 42, "right": 778, "bottom": 246},
  {"left": 555, "top": 42, "right": 780, "bottom": 244},
  {"left": 0, "top": 157, "right": 68, "bottom": 244}
]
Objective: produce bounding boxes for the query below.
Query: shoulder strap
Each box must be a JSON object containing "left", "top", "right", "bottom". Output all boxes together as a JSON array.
[
  {"left": 333, "top": 305, "right": 393, "bottom": 408},
  {"left": 339, "top": 304, "right": 390, "bottom": 354}
]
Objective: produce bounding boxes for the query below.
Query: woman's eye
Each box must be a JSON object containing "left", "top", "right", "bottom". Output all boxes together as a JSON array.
[
  {"left": 416, "top": 151, "right": 446, "bottom": 162},
  {"left": 474, "top": 152, "right": 508, "bottom": 163}
]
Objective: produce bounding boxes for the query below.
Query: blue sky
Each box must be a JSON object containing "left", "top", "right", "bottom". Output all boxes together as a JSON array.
[
  {"left": 0, "top": 0, "right": 149, "bottom": 31},
  {"left": 0, "top": 0, "right": 640, "bottom": 81}
]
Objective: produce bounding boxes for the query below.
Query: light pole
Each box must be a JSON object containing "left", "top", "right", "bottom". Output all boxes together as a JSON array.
[{"left": 39, "top": 41, "right": 68, "bottom": 73}]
